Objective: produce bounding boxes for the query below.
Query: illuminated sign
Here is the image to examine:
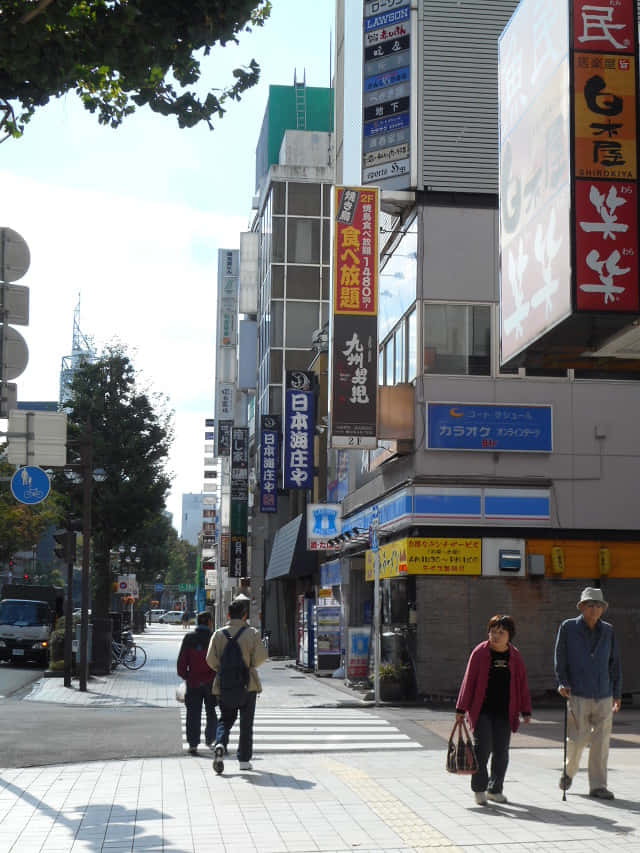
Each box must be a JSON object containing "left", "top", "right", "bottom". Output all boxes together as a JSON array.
[{"left": 365, "top": 537, "right": 482, "bottom": 580}]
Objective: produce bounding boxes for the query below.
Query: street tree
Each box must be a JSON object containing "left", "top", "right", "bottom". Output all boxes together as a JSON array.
[
  {"left": 0, "top": 452, "right": 65, "bottom": 563},
  {"left": 61, "top": 345, "right": 173, "bottom": 670},
  {"left": 0, "top": 0, "right": 271, "bottom": 140}
]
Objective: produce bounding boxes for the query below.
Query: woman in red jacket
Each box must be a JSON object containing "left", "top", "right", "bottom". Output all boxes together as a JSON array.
[{"left": 456, "top": 614, "right": 532, "bottom": 805}]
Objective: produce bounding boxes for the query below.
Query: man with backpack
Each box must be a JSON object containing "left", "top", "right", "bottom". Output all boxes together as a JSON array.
[
  {"left": 206, "top": 595, "right": 267, "bottom": 773},
  {"left": 177, "top": 610, "right": 216, "bottom": 756}
]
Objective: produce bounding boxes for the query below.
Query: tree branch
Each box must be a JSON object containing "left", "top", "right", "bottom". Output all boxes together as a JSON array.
[{"left": 21, "top": 0, "right": 56, "bottom": 24}]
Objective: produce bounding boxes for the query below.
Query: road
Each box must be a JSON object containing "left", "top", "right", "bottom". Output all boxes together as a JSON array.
[{"left": 3, "top": 623, "right": 640, "bottom": 771}]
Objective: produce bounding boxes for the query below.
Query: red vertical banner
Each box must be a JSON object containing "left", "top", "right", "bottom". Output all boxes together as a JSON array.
[
  {"left": 572, "top": 0, "right": 640, "bottom": 311},
  {"left": 331, "top": 187, "right": 379, "bottom": 449}
]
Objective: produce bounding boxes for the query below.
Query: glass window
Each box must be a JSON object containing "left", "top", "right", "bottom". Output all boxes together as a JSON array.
[
  {"left": 394, "top": 325, "right": 405, "bottom": 384},
  {"left": 407, "top": 308, "right": 417, "bottom": 381},
  {"left": 322, "top": 184, "right": 331, "bottom": 216},
  {"left": 385, "top": 339, "right": 394, "bottom": 386},
  {"left": 272, "top": 265, "right": 284, "bottom": 298},
  {"left": 270, "top": 349, "right": 283, "bottom": 383},
  {"left": 285, "top": 350, "right": 313, "bottom": 371},
  {"left": 322, "top": 220, "right": 330, "bottom": 264},
  {"left": 287, "top": 218, "right": 320, "bottom": 264},
  {"left": 288, "top": 182, "right": 320, "bottom": 216},
  {"left": 423, "top": 304, "right": 491, "bottom": 375},
  {"left": 271, "top": 300, "right": 283, "bottom": 346},
  {"left": 378, "top": 348, "right": 385, "bottom": 386},
  {"left": 321, "top": 301, "right": 329, "bottom": 328},
  {"left": 321, "top": 266, "right": 331, "bottom": 300},
  {"left": 285, "top": 301, "right": 320, "bottom": 347},
  {"left": 379, "top": 222, "right": 418, "bottom": 338},
  {"left": 269, "top": 385, "right": 282, "bottom": 418},
  {"left": 272, "top": 183, "right": 285, "bottom": 215},
  {"left": 272, "top": 217, "right": 285, "bottom": 262},
  {"left": 286, "top": 265, "right": 320, "bottom": 300}
]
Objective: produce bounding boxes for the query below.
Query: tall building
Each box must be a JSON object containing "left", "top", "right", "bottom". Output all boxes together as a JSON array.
[
  {"left": 59, "top": 296, "right": 96, "bottom": 407},
  {"left": 180, "top": 493, "right": 204, "bottom": 546}
]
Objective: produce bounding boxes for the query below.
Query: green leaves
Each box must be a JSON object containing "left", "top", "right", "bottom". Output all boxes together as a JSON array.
[{"left": 0, "top": 0, "right": 271, "bottom": 138}]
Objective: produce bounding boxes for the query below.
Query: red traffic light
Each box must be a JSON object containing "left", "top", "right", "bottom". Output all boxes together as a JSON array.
[{"left": 23, "top": 573, "right": 29, "bottom": 581}]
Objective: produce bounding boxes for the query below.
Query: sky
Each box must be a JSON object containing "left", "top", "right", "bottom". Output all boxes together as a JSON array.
[{"left": 0, "top": 0, "right": 359, "bottom": 532}]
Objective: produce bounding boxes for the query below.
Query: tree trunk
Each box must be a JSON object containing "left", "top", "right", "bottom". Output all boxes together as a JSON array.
[{"left": 90, "top": 543, "right": 113, "bottom": 675}]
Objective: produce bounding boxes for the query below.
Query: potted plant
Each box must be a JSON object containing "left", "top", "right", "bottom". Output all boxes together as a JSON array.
[{"left": 378, "top": 662, "right": 405, "bottom": 702}]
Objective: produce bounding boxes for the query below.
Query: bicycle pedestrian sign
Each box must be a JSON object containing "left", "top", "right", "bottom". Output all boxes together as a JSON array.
[{"left": 11, "top": 465, "right": 50, "bottom": 505}]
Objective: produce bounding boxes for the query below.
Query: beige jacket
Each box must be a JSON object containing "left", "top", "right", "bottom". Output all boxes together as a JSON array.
[{"left": 206, "top": 618, "right": 267, "bottom": 695}]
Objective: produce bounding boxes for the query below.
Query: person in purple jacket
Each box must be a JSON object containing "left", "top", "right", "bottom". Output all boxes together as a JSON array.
[
  {"left": 456, "top": 614, "right": 532, "bottom": 806},
  {"left": 177, "top": 610, "right": 217, "bottom": 755}
]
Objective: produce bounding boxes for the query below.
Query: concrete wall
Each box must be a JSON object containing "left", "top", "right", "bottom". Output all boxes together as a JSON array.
[{"left": 415, "top": 576, "right": 640, "bottom": 698}]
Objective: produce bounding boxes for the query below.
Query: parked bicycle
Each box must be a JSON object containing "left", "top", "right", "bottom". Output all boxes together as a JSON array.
[{"left": 111, "top": 631, "right": 147, "bottom": 670}]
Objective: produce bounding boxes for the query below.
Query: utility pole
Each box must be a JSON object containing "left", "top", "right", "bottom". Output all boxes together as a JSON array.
[
  {"left": 79, "top": 424, "right": 92, "bottom": 692},
  {"left": 371, "top": 507, "right": 381, "bottom": 707}
]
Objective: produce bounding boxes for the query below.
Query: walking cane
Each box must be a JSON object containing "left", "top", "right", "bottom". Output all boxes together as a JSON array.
[{"left": 562, "top": 698, "right": 568, "bottom": 802}]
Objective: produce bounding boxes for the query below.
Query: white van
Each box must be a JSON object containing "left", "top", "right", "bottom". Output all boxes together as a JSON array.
[{"left": 148, "top": 609, "right": 166, "bottom": 623}]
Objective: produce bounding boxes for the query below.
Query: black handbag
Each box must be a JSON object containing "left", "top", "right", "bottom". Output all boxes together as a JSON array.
[{"left": 446, "top": 717, "right": 479, "bottom": 775}]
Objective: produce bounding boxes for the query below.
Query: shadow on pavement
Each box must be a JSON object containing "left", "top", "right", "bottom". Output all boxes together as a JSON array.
[
  {"left": 244, "top": 770, "right": 315, "bottom": 789},
  {"left": 0, "top": 777, "right": 168, "bottom": 851},
  {"left": 487, "top": 799, "right": 634, "bottom": 835},
  {"left": 576, "top": 795, "right": 640, "bottom": 814}
]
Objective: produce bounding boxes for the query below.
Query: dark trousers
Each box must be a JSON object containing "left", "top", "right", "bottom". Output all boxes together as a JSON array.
[
  {"left": 185, "top": 682, "right": 217, "bottom": 748},
  {"left": 471, "top": 711, "right": 512, "bottom": 794},
  {"left": 215, "top": 691, "right": 257, "bottom": 762}
]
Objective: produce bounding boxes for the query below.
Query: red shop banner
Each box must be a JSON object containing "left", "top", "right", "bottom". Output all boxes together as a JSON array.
[{"left": 333, "top": 186, "right": 379, "bottom": 316}]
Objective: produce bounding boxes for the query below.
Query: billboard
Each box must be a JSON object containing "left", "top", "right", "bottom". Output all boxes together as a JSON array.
[
  {"left": 259, "top": 414, "right": 280, "bottom": 513},
  {"left": 499, "top": 0, "right": 572, "bottom": 364},
  {"left": 283, "top": 371, "right": 315, "bottom": 490},
  {"left": 230, "top": 427, "right": 248, "bottom": 578},
  {"left": 426, "top": 403, "right": 553, "bottom": 453},
  {"left": 331, "top": 187, "right": 379, "bottom": 449},
  {"left": 362, "top": 2, "right": 413, "bottom": 189},
  {"left": 499, "top": 0, "right": 640, "bottom": 365}
]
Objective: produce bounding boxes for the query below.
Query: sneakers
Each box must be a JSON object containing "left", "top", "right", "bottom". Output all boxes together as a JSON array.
[
  {"left": 238, "top": 760, "right": 253, "bottom": 770},
  {"left": 590, "top": 788, "right": 614, "bottom": 800},
  {"left": 474, "top": 791, "right": 487, "bottom": 805},
  {"left": 559, "top": 773, "right": 573, "bottom": 791},
  {"left": 487, "top": 792, "right": 507, "bottom": 803},
  {"left": 188, "top": 746, "right": 198, "bottom": 756},
  {"left": 213, "top": 744, "right": 224, "bottom": 775}
]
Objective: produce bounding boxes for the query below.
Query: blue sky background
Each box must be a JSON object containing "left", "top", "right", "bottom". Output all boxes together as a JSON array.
[{"left": 0, "top": 0, "right": 362, "bottom": 529}]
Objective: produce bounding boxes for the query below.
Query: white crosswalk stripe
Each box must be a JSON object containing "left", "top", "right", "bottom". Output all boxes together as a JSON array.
[{"left": 180, "top": 707, "right": 422, "bottom": 753}]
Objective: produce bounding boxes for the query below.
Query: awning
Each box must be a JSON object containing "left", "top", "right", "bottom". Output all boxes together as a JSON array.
[{"left": 265, "top": 514, "right": 316, "bottom": 581}]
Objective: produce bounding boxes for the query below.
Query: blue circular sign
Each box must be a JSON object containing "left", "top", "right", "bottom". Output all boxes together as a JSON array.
[{"left": 10, "top": 466, "right": 51, "bottom": 505}]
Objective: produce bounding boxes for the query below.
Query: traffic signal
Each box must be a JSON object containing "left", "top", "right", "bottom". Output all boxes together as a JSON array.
[
  {"left": 23, "top": 573, "right": 29, "bottom": 581},
  {"left": 53, "top": 529, "right": 75, "bottom": 563}
]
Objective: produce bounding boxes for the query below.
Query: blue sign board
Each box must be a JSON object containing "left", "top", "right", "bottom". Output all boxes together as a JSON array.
[
  {"left": 10, "top": 466, "right": 51, "bottom": 505},
  {"left": 260, "top": 415, "right": 280, "bottom": 513},
  {"left": 284, "top": 372, "right": 315, "bottom": 490},
  {"left": 427, "top": 403, "right": 553, "bottom": 453},
  {"left": 364, "top": 5, "right": 410, "bottom": 32}
]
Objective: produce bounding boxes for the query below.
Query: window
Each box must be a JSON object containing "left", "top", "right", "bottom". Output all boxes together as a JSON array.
[
  {"left": 407, "top": 309, "right": 417, "bottom": 381},
  {"left": 271, "top": 301, "right": 283, "bottom": 346},
  {"left": 378, "top": 348, "right": 385, "bottom": 386},
  {"left": 385, "top": 339, "right": 394, "bottom": 386},
  {"left": 272, "top": 218, "right": 285, "bottom": 262},
  {"left": 287, "top": 218, "right": 320, "bottom": 264},
  {"left": 394, "top": 325, "right": 405, "bottom": 384},
  {"left": 286, "top": 265, "right": 320, "bottom": 300},
  {"left": 288, "top": 182, "right": 320, "bottom": 216},
  {"left": 423, "top": 303, "right": 490, "bottom": 375},
  {"left": 285, "top": 301, "right": 319, "bottom": 347}
]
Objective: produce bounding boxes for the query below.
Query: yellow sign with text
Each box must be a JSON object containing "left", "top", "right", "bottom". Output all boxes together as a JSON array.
[{"left": 366, "top": 537, "right": 482, "bottom": 580}]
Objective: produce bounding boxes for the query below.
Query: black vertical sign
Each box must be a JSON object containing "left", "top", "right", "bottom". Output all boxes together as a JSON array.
[{"left": 230, "top": 427, "right": 248, "bottom": 578}]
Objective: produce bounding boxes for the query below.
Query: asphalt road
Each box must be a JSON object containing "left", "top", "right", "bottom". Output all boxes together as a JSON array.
[
  {"left": 0, "top": 700, "right": 182, "bottom": 767},
  {"left": 0, "top": 660, "right": 45, "bottom": 698}
]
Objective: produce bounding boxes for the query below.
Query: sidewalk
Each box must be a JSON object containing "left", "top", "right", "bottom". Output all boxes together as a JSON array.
[{"left": 5, "top": 631, "right": 640, "bottom": 851}]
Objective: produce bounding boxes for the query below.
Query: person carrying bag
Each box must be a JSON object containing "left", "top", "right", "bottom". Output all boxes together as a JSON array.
[{"left": 446, "top": 716, "right": 478, "bottom": 775}]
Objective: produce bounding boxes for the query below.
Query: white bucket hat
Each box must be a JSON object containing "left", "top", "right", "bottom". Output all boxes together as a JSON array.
[{"left": 577, "top": 587, "right": 608, "bottom": 611}]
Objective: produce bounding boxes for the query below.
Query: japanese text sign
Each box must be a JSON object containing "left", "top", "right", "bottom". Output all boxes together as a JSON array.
[
  {"left": 260, "top": 415, "right": 280, "bottom": 514},
  {"left": 573, "top": 0, "right": 640, "bottom": 312},
  {"left": 426, "top": 403, "right": 553, "bottom": 453},
  {"left": 284, "top": 371, "right": 315, "bottom": 490},
  {"left": 230, "top": 427, "right": 248, "bottom": 578},
  {"left": 333, "top": 187, "right": 379, "bottom": 315},
  {"left": 365, "top": 537, "right": 482, "bottom": 579}
]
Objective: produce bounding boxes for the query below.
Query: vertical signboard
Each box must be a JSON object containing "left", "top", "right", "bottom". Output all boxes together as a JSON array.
[
  {"left": 499, "top": 0, "right": 572, "bottom": 365},
  {"left": 573, "top": 0, "right": 639, "bottom": 311},
  {"left": 331, "top": 187, "right": 378, "bottom": 449},
  {"left": 230, "top": 427, "right": 248, "bottom": 578},
  {"left": 260, "top": 414, "right": 280, "bottom": 513},
  {"left": 362, "top": 1, "right": 412, "bottom": 188},
  {"left": 214, "top": 249, "right": 238, "bottom": 457},
  {"left": 284, "top": 371, "right": 315, "bottom": 490}
]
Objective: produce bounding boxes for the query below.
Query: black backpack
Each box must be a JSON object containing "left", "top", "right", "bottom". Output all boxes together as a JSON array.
[{"left": 218, "top": 626, "right": 250, "bottom": 707}]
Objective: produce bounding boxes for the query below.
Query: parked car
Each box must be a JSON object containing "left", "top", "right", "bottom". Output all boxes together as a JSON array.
[
  {"left": 148, "top": 609, "right": 166, "bottom": 623},
  {"left": 158, "top": 610, "right": 184, "bottom": 624}
]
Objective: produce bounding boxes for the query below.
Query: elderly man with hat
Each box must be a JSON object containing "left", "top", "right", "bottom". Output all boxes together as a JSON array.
[{"left": 554, "top": 586, "right": 622, "bottom": 799}]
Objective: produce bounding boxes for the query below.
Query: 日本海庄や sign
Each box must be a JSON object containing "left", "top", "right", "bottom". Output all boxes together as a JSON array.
[
  {"left": 426, "top": 403, "right": 553, "bottom": 453},
  {"left": 284, "top": 372, "right": 315, "bottom": 489},
  {"left": 260, "top": 414, "right": 280, "bottom": 513}
]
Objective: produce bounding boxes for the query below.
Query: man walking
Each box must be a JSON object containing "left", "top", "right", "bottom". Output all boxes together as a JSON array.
[
  {"left": 177, "top": 610, "right": 216, "bottom": 756},
  {"left": 207, "top": 595, "right": 267, "bottom": 773},
  {"left": 554, "top": 587, "right": 622, "bottom": 799}
]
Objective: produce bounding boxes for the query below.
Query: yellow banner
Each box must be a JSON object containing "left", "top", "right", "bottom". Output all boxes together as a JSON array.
[{"left": 366, "top": 537, "right": 482, "bottom": 580}]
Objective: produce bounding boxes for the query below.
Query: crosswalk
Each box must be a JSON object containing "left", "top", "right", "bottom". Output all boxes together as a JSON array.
[{"left": 180, "top": 707, "right": 422, "bottom": 754}]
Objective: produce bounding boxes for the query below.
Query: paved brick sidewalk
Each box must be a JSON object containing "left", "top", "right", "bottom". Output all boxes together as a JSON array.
[{"left": 2, "top": 746, "right": 640, "bottom": 852}]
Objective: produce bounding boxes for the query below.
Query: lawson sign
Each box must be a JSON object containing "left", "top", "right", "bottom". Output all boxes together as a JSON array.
[{"left": 427, "top": 403, "right": 552, "bottom": 453}]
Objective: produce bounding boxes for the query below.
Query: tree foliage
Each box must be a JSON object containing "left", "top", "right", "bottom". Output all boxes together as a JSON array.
[
  {"left": 60, "top": 345, "right": 173, "bottom": 620},
  {"left": 0, "top": 0, "right": 271, "bottom": 140},
  {"left": 0, "top": 451, "right": 65, "bottom": 562}
]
